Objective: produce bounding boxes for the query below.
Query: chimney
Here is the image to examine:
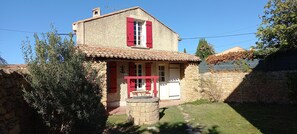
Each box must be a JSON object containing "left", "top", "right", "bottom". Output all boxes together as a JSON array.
[{"left": 92, "top": 8, "right": 101, "bottom": 17}]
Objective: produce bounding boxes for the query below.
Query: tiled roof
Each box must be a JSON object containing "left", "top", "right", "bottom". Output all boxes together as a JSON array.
[
  {"left": 78, "top": 45, "right": 200, "bottom": 62},
  {"left": 0, "top": 64, "right": 28, "bottom": 74},
  {"left": 215, "top": 46, "right": 246, "bottom": 56}
]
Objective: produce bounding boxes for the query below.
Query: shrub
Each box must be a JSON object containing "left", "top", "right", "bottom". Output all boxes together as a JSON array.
[
  {"left": 200, "top": 78, "right": 223, "bottom": 102},
  {"left": 22, "top": 28, "right": 107, "bottom": 133}
]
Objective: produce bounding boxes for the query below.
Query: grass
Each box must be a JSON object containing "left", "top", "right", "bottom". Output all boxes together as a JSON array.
[
  {"left": 106, "top": 106, "right": 187, "bottom": 133},
  {"left": 107, "top": 114, "right": 127, "bottom": 125},
  {"left": 107, "top": 102, "right": 297, "bottom": 134},
  {"left": 182, "top": 103, "right": 261, "bottom": 134},
  {"left": 182, "top": 99, "right": 211, "bottom": 105},
  {"left": 229, "top": 103, "right": 297, "bottom": 134}
]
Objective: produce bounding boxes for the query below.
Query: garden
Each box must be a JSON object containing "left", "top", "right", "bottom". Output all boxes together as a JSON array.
[{"left": 106, "top": 100, "right": 297, "bottom": 134}]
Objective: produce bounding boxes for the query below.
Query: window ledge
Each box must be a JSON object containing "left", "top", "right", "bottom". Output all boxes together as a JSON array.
[{"left": 131, "top": 46, "right": 150, "bottom": 49}]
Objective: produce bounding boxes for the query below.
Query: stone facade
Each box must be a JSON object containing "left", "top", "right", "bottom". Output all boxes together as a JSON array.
[
  {"left": 0, "top": 70, "right": 44, "bottom": 134},
  {"left": 180, "top": 63, "right": 201, "bottom": 102},
  {"left": 91, "top": 61, "right": 108, "bottom": 106},
  {"left": 200, "top": 71, "right": 296, "bottom": 103},
  {"left": 126, "top": 97, "right": 159, "bottom": 125}
]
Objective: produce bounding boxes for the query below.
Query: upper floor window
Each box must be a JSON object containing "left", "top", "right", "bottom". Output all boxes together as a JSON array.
[
  {"left": 127, "top": 17, "right": 152, "bottom": 48},
  {"left": 134, "top": 21, "right": 145, "bottom": 46}
]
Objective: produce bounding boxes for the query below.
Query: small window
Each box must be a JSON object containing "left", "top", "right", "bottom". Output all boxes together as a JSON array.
[
  {"left": 159, "top": 66, "right": 165, "bottom": 82},
  {"left": 134, "top": 21, "right": 146, "bottom": 47}
]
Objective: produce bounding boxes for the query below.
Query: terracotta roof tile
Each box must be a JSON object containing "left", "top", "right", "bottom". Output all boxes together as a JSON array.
[
  {"left": 0, "top": 64, "right": 28, "bottom": 74},
  {"left": 78, "top": 45, "right": 200, "bottom": 62}
]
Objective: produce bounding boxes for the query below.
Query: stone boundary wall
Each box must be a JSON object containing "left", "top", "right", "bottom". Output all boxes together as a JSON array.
[
  {"left": 200, "top": 71, "right": 296, "bottom": 103},
  {"left": 0, "top": 70, "right": 44, "bottom": 134}
]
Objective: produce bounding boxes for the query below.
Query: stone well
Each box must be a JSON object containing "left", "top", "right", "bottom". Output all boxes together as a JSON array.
[{"left": 126, "top": 97, "right": 159, "bottom": 125}]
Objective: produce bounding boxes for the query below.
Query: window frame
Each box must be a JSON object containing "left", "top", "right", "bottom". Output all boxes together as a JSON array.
[
  {"left": 158, "top": 65, "right": 166, "bottom": 82},
  {"left": 133, "top": 20, "right": 146, "bottom": 47},
  {"left": 135, "top": 63, "right": 145, "bottom": 90}
]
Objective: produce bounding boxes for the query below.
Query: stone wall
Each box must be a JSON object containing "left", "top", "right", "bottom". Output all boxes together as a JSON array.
[
  {"left": 126, "top": 97, "right": 159, "bottom": 125},
  {"left": 0, "top": 70, "right": 44, "bottom": 134},
  {"left": 91, "top": 61, "right": 108, "bottom": 106},
  {"left": 200, "top": 71, "right": 296, "bottom": 103},
  {"left": 180, "top": 63, "right": 201, "bottom": 102}
]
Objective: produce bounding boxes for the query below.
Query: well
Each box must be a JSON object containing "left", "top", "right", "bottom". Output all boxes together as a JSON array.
[{"left": 126, "top": 97, "right": 159, "bottom": 125}]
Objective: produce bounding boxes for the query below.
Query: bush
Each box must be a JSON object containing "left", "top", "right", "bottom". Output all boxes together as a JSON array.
[
  {"left": 200, "top": 78, "right": 223, "bottom": 102},
  {"left": 22, "top": 28, "right": 107, "bottom": 133}
]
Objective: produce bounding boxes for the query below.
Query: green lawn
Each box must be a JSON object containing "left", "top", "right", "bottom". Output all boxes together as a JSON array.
[
  {"left": 182, "top": 103, "right": 261, "bottom": 134},
  {"left": 228, "top": 103, "right": 297, "bottom": 134},
  {"left": 107, "top": 102, "right": 297, "bottom": 134},
  {"left": 107, "top": 106, "right": 187, "bottom": 133}
]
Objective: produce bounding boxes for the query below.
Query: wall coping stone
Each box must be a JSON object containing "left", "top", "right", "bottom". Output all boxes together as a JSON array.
[{"left": 126, "top": 97, "right": 159, "bottom": 103}]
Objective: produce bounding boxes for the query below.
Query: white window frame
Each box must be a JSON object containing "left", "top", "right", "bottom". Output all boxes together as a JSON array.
[
  {"left": 134, "top": 20, "right": 146, "bottom": 47},
  {"left": 135, "top": 63, "right": 145, "bottom": 90},
  {"left": 159, "top": 65, "right": 166, "bottom": 82}
]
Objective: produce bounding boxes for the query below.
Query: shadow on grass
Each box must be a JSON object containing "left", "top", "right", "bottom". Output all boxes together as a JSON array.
[
  {"left": 205, "top": 125, "right": 220, "bottom": 134},
  {"left": 159, "top": 107, "right": 168, "bottom": 120},
  {"left": 228, "top": 103, "right": 297, "bottom": 134},
  {"left": 104, "top": 121, "right": 220, "bottom": 134}
]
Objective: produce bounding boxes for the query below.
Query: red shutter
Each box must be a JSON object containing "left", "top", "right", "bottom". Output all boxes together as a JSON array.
[
  {"left": 127, "top": 17, "right": 134, "bottom": 46},
  {"left": 129, "top": 62, "right": 136, "bottom": 91},
  {"left": 145, "top": 63, "right": 152, "bottom": 90},
  {"left": 146, "top": 21, "right": 153, "bottom": 48},
  {"left": 109, "top": 62, "right": 117, "bottom": 93}
]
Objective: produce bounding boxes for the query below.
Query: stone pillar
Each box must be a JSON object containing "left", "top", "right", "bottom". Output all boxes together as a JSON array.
[
  {"left": 180, "top": 63, "right": 201, "bottom": 103},
  {"left": 126, "top": 97, "right": 159, "bottom": 125},
  {"left": 91, "top": 61, "right": 107, "bottom": 106}
]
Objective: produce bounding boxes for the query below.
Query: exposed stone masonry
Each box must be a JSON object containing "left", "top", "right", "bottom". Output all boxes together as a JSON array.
[
  {"left": 126, "top": 97, "right": 159, "bottom": 125},
  {"left": 91, "top": 61, "right": 108, "bottom": 106},
  {"left": 0, "top": 70, "right": 44, "bottom": 134},
  {"left": 180, "top": 63, "right": 201, "bottom": 103},
  {"left": 200, "top": 71, "right": 296, "bottom": 103}
]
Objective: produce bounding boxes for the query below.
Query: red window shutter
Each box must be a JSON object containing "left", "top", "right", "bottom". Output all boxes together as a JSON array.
[
  {"left": 109, "top": 62, "right": 117, "bottom": 93},
  {"left": 129, "top": 62, "right": 136, "bottom": 90},
  {"left": 127, "top": 17, "right": 134, "bottom": 46},
  {"left": 145, "top": 63, "right": 152, "bottom": 90},
  {"left": 146, "top": 21, "right": 153, "bottom": 48}
]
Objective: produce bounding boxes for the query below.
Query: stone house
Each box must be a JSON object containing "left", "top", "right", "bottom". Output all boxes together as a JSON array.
[{"left": 73, "top": 6, "right": 201, "bottom": 108}]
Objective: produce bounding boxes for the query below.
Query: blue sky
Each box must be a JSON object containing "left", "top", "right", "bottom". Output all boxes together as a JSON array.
[{"left": 0, "top": 0, "right": 268, "bottom": 64}]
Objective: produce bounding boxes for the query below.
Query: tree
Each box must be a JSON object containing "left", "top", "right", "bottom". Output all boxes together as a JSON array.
[
  {"left": 0, "top": 55, "right": 7, "bottom": 65},
  {"left": 195, "top": 38, "right": 215, "bottom": 59},
  {"left": 256, "top": 0, "right": 297, "bottom": 51},
  {"left": 22, "top": 29, "right": 107, "bottom": 134},
  {"left": 183, "top": 48, "right": 187, "bottom": 53}
]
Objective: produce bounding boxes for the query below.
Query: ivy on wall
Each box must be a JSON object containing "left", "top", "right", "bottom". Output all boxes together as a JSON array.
[{"left": 206, "top": 51, "right": 254, "bottom": 65}]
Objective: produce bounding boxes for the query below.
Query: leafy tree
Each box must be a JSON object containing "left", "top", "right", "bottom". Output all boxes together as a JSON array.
[
  {"left": 0, "top": 55, "right": 7, "bottom": 65},
  {"left": 195, "top": 38, "right": 215, "bottom": 59},
  {"left": 255, "top": 0, "right": 297, "bottom": 52},
  {"left": 22, "top": 29, "right": 107, "bottom": 134},
  {"left": 183, "top": 48, "right": 187, "bottom": 53}
]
